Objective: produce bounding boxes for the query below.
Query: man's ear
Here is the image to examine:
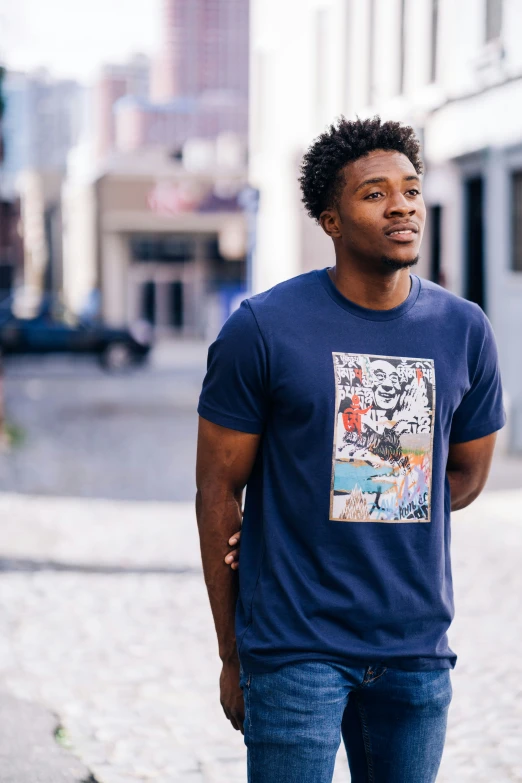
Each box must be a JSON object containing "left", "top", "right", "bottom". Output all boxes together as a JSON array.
[{"left": 319, "top": 209, "right": 342, "bottom": 239}]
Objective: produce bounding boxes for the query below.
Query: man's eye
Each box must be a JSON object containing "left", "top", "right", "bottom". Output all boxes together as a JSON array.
[
  {"left": 407, "top": 189, "right": 421, "bottom": 196},
  {"left": 365, "top": 192, "right": 383, "bottom": 200}
]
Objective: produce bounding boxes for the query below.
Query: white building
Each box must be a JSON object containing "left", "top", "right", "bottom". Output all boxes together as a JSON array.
[
  {"left": 62, "top": 140, "right": 249, "bottom": 338},
  {"left": 250, "top": 0, "right": 522, "bottom": 450},
  {"left": 0, "top": 70, "right": 85, "bottom": 297}
]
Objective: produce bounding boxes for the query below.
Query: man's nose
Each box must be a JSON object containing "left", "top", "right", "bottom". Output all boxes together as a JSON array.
[{"left": 386, "top": 193, "right": 415, "bottom": 216}]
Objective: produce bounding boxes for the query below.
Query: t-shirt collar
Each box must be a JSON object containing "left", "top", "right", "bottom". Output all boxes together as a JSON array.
[{"left": 316, "top": 267, "right": 421, "bottom": 322}]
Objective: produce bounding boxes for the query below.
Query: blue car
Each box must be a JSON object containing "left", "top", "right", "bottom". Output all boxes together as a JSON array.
[{"left": 0, "top": 297, "right": 152, "bottom": 371}]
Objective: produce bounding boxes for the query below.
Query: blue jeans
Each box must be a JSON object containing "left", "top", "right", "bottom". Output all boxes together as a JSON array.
[{"left": 239, "top": 661, "right": 452, "bottom": 783}]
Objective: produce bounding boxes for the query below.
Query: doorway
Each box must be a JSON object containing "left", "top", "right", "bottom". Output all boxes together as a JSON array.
[
  {"left": 464, "top": 176, "right": 486, "bottom": 311},
  {"left": 138, "top": 278, "right": 183, "bottom": 329},
  {"left": 429, "top": 204, "right": 442, "bottom": 285},
  {"left": 129, "top": 261, "right": 203, "bottom": 336}
]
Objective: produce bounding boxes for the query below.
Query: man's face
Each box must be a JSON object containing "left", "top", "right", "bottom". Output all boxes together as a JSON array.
[
  {"left": 371, "top": 360, "right": 401, "bottom": 410},
  {"left": 344, "top": 409, "right": 356, "bottom": 425},
  {"left": 321, "top": 150, "right": 426, "bottom": 268}
]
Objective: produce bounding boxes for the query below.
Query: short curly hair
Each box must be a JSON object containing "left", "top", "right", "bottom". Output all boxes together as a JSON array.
[{"left": 299, "top": 116, "right": 423, "bottom": 222}]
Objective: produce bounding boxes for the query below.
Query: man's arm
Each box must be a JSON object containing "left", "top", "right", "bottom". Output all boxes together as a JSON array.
[
  {"left": 446, "top": 432, "right": 497, "bottom": 511},
  {"left": 195, "top": 416, "right": 261, "bottom": 733}
]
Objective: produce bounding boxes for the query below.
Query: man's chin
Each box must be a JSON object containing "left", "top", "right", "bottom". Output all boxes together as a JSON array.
[{"left": 380, "top": 255, "right": 420, "bottom": 272}]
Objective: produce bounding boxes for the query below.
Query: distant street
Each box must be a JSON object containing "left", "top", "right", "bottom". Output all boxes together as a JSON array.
[
  {"left": 0, "top": 341, "right": 209, "bottom": 502},
  {"left": 0, "top": 344, "right": 520, "bottom": 782}
]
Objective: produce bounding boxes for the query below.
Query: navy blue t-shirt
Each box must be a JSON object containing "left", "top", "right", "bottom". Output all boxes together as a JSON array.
[{"left": 198, "top": 270, "right": 505, "bottom": 673}]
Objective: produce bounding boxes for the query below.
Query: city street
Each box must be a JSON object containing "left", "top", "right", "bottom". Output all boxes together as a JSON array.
[
  {"left": 0, "top": 345, "right": 520, "bottom": 782},
  {"left": 0, "top": 342, "right": 208, "bottom": 502}
]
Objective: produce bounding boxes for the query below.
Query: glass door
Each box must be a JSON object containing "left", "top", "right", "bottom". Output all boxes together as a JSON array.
[{"left": 128, "top": 261, "right": 202, "bottom": 336}]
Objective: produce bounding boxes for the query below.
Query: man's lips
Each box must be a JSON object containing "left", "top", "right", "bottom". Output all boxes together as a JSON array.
[{"left": 384, "top": 222, "right": 419, "bottom": 243}]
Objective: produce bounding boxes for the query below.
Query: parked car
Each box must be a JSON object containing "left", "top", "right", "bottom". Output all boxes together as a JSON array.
[{"left": 0, "top": 297, "right": 152, "bottom": 371}]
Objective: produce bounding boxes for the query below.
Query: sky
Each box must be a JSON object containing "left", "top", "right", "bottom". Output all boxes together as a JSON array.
[{"left": 0, "top": 0, "right": 161, "bottom": 83}]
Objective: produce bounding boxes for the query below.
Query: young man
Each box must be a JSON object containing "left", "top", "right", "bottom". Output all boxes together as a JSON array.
[{"left": 195, "top": 117, "right": 505, "bottom": 782}]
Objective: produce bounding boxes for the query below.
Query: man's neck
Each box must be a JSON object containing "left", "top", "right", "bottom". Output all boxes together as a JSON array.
[{"left": 328, "top": 261, "right": 413, "bottom": 311}]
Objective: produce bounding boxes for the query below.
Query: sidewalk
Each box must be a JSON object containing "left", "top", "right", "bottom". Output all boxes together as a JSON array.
[
  {"left": 0, "top": 692, "right": 93, "bottom": 783},
  {"left": 0, "top": 490, "right": 520, "bottom": 782}
]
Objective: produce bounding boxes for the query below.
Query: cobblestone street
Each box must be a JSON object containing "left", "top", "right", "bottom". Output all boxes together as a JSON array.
[
  {"left": 0, "top": 347, "right": 520, "bottom": 782},
  {"left": 0, "top": 491, "right": 520, "bottom": 782}
]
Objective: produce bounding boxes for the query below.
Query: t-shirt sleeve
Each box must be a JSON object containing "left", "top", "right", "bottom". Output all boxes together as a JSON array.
[
  {"left": 197, "top": 300, "right": 268, "bottom": 434},
  {"left": 449, "top": 314, "right": 506, "bottom": 444}
]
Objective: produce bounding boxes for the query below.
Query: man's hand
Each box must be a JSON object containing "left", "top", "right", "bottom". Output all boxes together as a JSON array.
[
  {"left": 224, "top": 530, "right": 241, "bottom": 570},
  {"left": 220, "top": 657, "right": 244, "bottom": 733}
]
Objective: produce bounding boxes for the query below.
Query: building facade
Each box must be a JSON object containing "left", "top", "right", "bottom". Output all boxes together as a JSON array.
[
  {"left": 0, "top": 198, "right": 23, "bottom": 298},
  {"left": 250, "top": 0, "right": 522, "bottom": 450},
  {"left": 0, "top": 70, "right": 84, "bottom": 299},
  {"left": 0, "top": 71, "right": 84, "bottom": 193},
  {"left": 151, "top": 0, "right": 249, "bottom": 102},
  {"left": 94, "top": 55, "right": 151, "bottom": 160},
  {"left": 114, "top": 93, "right": 247, "bottom": 154},
  {"left": 95, "top": 1, "right": 249, "bottom": 159},
  {"left": 62, "top": 147, "right": 248, "bottom": 338}
]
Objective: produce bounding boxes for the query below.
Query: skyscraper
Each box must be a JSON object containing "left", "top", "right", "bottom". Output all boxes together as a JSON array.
[
  {"left": 1, "top": 71, "right": 84, "bottom": 189},
  {"left": 95, "top": 54, "right": 151, "bottom": 159},
  {"left": 151, "top": 0, "right": 249, "bottom": 102},
  {"left": 94, "top": 1, "right": 249, "bottom": 159}
]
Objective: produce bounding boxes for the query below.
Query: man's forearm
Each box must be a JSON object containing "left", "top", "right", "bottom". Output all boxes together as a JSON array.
[
  {"left": 447, "top": 468, "right": 483, "bottom": 511},
  {"left": 446, "top": 433, "right": 497, "bottom": 512},
  {"left": 196, "top": 487, "right": 242, "bottom": 663}
]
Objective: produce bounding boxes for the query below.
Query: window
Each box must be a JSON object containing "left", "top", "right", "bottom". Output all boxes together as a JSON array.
[
  {"left": 511, "top": 171, "right": 522, "bottom": 272},
  {"left": 367, "top": 0, "right": 376, "bottom": 105},
  {"left": 398, "top": 0, "right": 406, "bottom": 94},
  {"left": 252, "top": 49, "right": 266, "bottom": 153},
  {"left": 465, "top": 177, "right": 485, "bottom": 310},
  {"left": 429, "top": 205, "right": 442, "bottom": 284},
  {"left": 485, "top": 0, "right": 503, "bottom": 42},
  {"left": 315, "top": 8, "right": 329, "bottom": 125},
  {"left": 430, "top": 0, "right": 439, "bottom": 83},
  {"left": 130, "top": 235, "right": 196, "bottom": 263}
]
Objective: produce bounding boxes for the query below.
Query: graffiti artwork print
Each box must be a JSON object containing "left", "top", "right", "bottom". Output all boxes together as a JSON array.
[{"left": 330, "top": 353, "right": 435, "bottom": 523}]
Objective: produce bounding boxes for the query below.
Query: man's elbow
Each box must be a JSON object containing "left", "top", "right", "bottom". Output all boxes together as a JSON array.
[
  {"left": 451, "top": 487, "right": 482, "bottom": 511},
  {"left": 450, "top": 473, "right": 487, "bottom": 511}
]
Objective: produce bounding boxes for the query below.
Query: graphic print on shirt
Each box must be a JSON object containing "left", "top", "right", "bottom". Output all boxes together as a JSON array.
[{"left": 330, "top": 353, "right": 435, "bottom": 523}]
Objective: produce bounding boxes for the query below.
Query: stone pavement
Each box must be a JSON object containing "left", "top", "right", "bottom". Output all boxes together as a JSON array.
[
  {"left": 0, "top": 691, "right": 93, "bottom": 782},
  {"left": 0, "top": 490, "right": 520, "bottom": 782}
]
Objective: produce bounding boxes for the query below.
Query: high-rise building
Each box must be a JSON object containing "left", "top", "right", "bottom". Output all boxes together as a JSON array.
[
  {"left": 0, "top": 70, "right": 85, "bottom": 298},
  {"left": 114, "top": 93, "right": 247, "bottom": 154},
  {"left": 94, "top": 54, "right": 151, "bottom": 159},
  {"left": 94, "top": 3, "right": 249, "bottom": 160},
  {"left": 1, "top": 70, "right": 84, "bottom": 193},
  {"left": 151, "top": 0, "right": 249, "bottom": 102}
]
